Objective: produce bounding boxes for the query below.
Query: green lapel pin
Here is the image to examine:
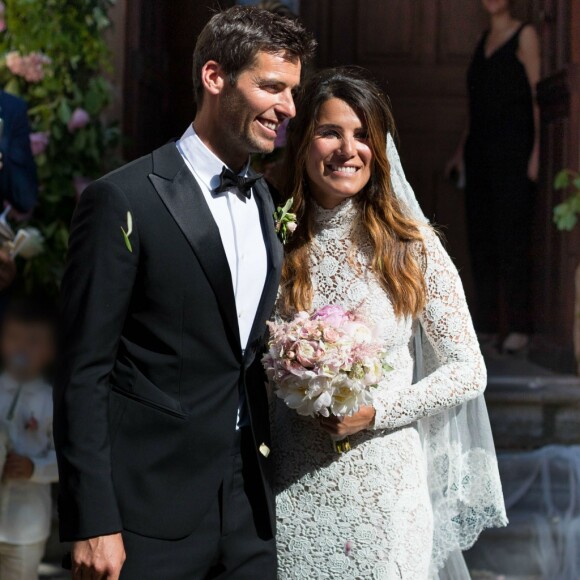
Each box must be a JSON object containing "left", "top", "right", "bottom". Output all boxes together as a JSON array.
[{"left": 121, "top": 211, "right": 133, "bottom": 253}]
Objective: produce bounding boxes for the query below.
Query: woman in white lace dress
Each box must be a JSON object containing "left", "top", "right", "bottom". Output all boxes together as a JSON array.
[{"left": 270, "top": 68, "right": 504, "bottom": 579}]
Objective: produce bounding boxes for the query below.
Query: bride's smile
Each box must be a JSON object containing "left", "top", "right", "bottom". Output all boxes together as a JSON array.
[{"left": 306, "top": 97, "right": 373, "bottom": 208}]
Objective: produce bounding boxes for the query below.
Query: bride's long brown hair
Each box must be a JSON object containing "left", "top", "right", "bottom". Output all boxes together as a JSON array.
[{"left": 279, "top": 67, "right": 427, "bottom": 317}]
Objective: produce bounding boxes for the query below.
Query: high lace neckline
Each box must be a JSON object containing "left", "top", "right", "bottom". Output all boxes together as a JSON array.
[{"left": 312, "top": 197, "right": 357, "bottom": 233}]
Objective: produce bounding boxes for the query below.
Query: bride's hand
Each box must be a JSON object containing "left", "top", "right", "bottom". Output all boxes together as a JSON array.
[{"left": 319, "top": 406, "right": 376, "bottom": 437}]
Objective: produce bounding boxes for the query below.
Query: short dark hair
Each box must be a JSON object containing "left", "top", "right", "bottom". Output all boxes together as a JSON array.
[
  {"left": 3, "top": 295, "right": 57, "bottom": 330},
  {"left": 192, "top": 6, "right": 316, "bottom": 105}
]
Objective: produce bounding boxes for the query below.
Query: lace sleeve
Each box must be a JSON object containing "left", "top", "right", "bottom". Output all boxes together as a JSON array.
[{"left": 373, "top": 227, "right": 486, "bottom": 430}]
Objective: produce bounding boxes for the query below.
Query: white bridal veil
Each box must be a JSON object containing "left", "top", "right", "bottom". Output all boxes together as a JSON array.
[{"left": 387, "top": 134, "right": 508, "bottom": 578}]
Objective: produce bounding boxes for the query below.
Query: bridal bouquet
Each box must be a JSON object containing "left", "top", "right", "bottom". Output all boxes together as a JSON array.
[{"left": 263, "top": 305, "right": 391, "bottom": 453}]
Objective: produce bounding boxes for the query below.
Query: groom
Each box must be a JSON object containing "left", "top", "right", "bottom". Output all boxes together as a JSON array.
[{"left": 54, "top": 6, "right": 315, "bottom": 579}]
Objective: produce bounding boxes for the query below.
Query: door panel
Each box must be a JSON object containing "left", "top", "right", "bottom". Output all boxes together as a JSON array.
[
  {"left": 301, "top": 0, "right": 488, "bottom": 303},
  {"left": 123, "top": 0, "right": 234, "bottom": 159}
]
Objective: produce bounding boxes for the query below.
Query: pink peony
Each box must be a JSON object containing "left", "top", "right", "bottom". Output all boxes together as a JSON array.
[
  {"left": 29, "top": 132, "right": 49, "bottom": 156},
  {"left": 68, "top": 108, "right": 90, "bottom": 132},
  {"left": 322, "top": 326, "right": 340, "bottom": 343},
  {"left": 295, "top": 340, "right": 319, "bottom": 368},
  {"left": 312, "top": 304, "right": 349, "bottom": 328}
]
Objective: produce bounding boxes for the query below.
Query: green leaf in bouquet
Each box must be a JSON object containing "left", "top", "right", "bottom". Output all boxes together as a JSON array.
[{"left": 382, "top": 362, "right": 394, "bottom": 373}]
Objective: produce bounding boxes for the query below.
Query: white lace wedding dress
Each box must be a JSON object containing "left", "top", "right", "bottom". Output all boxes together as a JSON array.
[{"left": 272, "top": 198, "right": 487, "bottom": 579}]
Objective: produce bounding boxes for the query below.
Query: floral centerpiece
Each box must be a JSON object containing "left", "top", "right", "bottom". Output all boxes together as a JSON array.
[{"left": 263, "top": 305, "right": 391, "bottom": 453}]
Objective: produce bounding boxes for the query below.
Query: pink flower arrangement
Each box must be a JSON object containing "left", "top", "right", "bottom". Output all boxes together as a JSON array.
[
  {"left": 312, "top": 304, "right": 350, "bottom": 328},
  {"left": 263, "top": 305, "right": 390, "bottom": 420},
  {"left": 29, "top": 132, "right": 49, "bottom": 156},
  {"left": 6, "top": 51, "right": 51, "bottom": 83}
]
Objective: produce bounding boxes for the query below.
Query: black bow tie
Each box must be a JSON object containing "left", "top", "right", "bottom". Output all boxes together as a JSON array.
[{"left": 214, "top": 166, "right": 262, "bottom": 199}]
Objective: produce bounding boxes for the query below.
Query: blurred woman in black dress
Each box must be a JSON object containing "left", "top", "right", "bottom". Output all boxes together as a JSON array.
[{"left": 446, "top": 0, "right": 540, "bottom": 354}]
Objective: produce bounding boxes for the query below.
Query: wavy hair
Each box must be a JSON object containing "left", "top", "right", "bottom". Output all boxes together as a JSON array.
[{"left": 279, "top": 67, "right": 427, "bottom": 318}]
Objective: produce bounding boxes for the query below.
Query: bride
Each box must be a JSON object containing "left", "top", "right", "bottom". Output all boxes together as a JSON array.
[{"left": 270, "top": 67, "right": 507, "bottom": 579}]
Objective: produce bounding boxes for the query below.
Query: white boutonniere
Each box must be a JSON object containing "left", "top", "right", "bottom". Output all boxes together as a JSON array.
[
  {"left": 274, "top": 198, "right": 297, "bottom": 245},
  {"left": 121, "top": 211, "right": 133, "bottom": 253}
]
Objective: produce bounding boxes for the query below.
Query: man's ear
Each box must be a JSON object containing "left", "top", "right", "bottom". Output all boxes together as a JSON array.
[{"left": 200, "top": 60, "right": 227, "bottom": 97}]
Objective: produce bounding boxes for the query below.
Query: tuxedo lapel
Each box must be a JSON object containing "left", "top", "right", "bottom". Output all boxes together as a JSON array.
[
  {"left": 253, "top": 175, "right": 284, "bottom": 273},
  {"left": 245, "top": 174, "right": 284, "bottom": 357},
  {"left": 148, "top": 144, "right": 241, "bottom": 354}
]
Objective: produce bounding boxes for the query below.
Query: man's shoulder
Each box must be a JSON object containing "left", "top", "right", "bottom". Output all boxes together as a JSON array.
[
  {"left": 97, "top": 142, "right": 181, "bottom": 192},
  {"left": 99, "top": 152, "right": 154, "bottom": 187},
  {"left": 80, "top": 155, "right": 154, "bottom": 209}
]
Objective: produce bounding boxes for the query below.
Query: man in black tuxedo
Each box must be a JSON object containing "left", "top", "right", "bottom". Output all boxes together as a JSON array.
[{"left": 54, "top": 7, "right": 315, "bottom": 579}]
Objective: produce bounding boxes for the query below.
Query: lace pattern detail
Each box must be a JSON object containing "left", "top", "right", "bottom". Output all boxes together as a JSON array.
[{"left": 273, "top": 199, "right": 487, "bottom": 579}]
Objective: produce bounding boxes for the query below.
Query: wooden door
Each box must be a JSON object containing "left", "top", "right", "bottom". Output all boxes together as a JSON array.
[
  {"left": 300, "top": 0, "right": 495, "bottom": 302},
  {"left": 532, "top": 0, "right": 579, "bottom": 370},
  {"left": 123, "top": 0, "right": 169, "bottom": 160},
  {"left": 123, "top": 0, "right": 234, "bottom": 159}
]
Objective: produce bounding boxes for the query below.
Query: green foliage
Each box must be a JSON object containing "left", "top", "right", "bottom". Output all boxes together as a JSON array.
[
  {"left": 0, "top": 0, "right": 120, "bottom": 295},
  {"left": 554, "top": 169, "right": 580, "bottom": 232}
]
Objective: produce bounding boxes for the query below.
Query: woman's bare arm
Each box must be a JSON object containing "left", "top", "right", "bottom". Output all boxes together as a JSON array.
[{"left": 518, "top": 25, "right": 541, "bottom": 181}]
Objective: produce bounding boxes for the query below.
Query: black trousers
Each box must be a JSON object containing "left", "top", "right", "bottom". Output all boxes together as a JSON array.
[
  {"left": 120, "top": 429, "right": 276, "bottom": 580},
  {"left": 464, "top": 142, "right": 535, "bottom": 334}
]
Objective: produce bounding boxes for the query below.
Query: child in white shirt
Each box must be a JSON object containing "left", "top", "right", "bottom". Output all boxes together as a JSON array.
[{"left": 0, "top": 298, "right": 58, "bottom": 580}]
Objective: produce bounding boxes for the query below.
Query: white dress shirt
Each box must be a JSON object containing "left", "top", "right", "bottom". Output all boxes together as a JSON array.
[
  {"left": 177, "top": 125, "right": 268, "bottom": 427},
  {"left": 176, "top": 124, "right": 268, "bottom": 351},
  {"left": 0, "top": 373, "right": 58, "bottom": 544}
]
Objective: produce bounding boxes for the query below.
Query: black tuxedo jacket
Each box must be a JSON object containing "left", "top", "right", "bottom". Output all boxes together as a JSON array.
[{"left": 54, "top": 142, "right": 283, "bottom": 541}]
